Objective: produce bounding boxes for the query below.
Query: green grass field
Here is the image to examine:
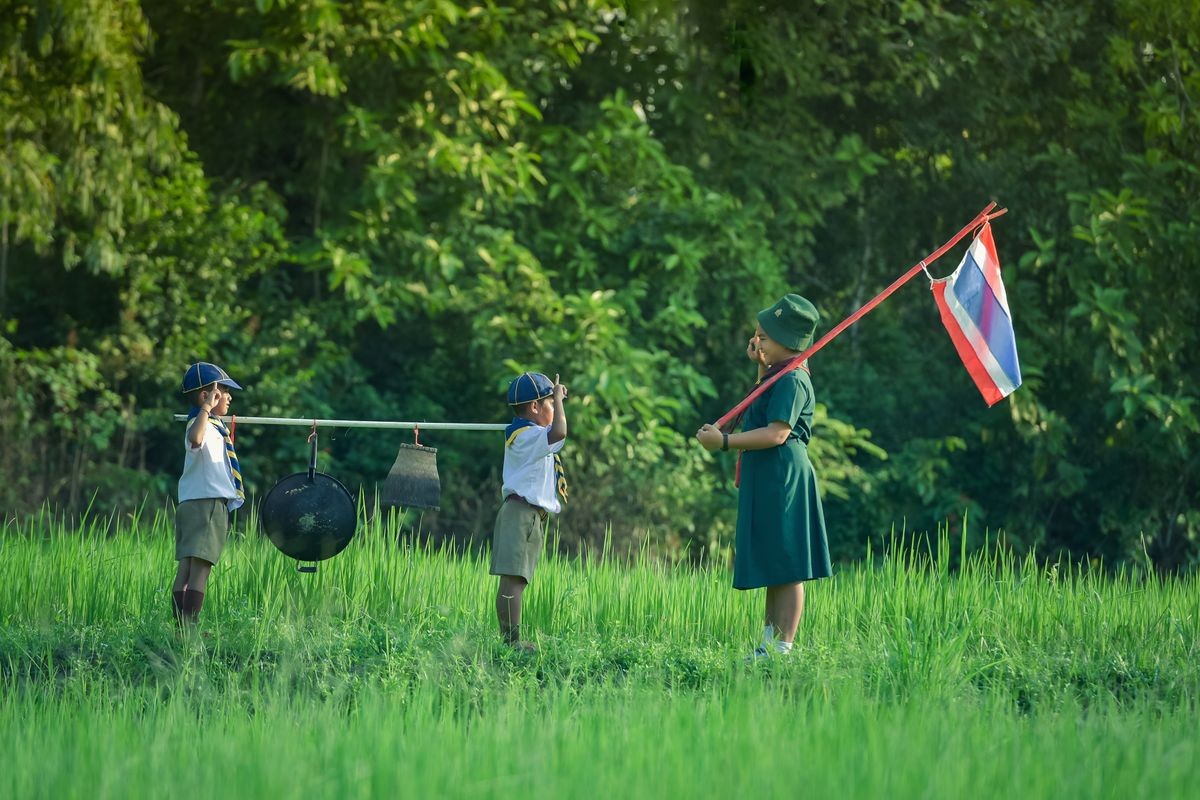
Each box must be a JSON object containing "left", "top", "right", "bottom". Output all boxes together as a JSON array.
[{"left": 2, "top": 507, "right": 1197, "bottom": 799}]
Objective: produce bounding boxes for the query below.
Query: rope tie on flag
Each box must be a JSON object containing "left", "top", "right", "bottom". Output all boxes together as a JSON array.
[{"left": 714, "top": 202, "right": 1008, "bottom": 430}]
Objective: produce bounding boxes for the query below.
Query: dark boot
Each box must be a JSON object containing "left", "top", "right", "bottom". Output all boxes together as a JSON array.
[{"left": 171, "top": 590, "right": 186, "bottom": 626}]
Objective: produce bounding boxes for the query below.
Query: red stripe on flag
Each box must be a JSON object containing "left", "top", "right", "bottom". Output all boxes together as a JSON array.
[{"left": 931, "top": 282, "right": 1004, "bottom": 406}]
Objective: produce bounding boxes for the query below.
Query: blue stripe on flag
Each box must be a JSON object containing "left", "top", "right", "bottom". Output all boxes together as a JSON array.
[{"left": 952, "top": 251, "right": 1021, "bottom": 387}]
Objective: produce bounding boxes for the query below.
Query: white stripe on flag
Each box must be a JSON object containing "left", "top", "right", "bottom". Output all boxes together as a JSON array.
[
  {"left": 941, "top": 278, "right": 1020, "bottom": 398},
  {"left": 969, "top": 227, "right": 1011, "bottom": 317}
]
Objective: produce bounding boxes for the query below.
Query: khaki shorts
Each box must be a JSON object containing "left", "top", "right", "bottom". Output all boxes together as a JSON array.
[
  {"left": 175, "top": 498, "right": 230, "bottom": 565},
  {"left": 489, "top": 499, "right": 547, "bottom": 582}
]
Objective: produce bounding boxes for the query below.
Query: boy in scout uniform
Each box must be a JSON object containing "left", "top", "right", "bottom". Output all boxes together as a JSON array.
[
  {"left": 490, "top": 371, "right": 568, "bottom": 652},
  {"left": 173, "top": 361, "right": 245, "bottom": 629}
]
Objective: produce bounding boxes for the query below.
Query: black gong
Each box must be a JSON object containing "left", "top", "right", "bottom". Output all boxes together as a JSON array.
[{"left": 260, "top": 432, "right": 357, "bottom": 568}]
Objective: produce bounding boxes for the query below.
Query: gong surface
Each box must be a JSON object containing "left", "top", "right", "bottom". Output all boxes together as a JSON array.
[{"left": 260, "top": 471, "right": 357, "bottom": 562}]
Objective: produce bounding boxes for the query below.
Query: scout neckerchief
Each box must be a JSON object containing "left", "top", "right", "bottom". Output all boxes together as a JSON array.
[
  {"left": 506, "top": 417, "right": 568, "bottom": 501},
  {"left": 188, "top": 406, "right": 245, "bottom": 506},
  {"left": 722, "top": 358, "right": 810, "bottom": 488}
]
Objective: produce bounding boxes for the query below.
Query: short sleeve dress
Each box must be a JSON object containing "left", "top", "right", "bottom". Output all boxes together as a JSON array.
[{"left": 732, "top": 367, "right": 833, "bottom": 590}]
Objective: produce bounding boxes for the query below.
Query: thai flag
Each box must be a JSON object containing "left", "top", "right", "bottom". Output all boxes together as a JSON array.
[{"left": 930, "top": 222, "right": 1021, "bottom": 406}]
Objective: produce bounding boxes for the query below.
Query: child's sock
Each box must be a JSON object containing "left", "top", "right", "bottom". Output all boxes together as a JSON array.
[
  {"left": 774, "top": 640, "right": 794, "bottom": 655},
  {"left": 182, "top": 589, "right": 205, "bottom": 622},
  {"left": 171, "top": 591, "right": 186, "bottom": 625}
]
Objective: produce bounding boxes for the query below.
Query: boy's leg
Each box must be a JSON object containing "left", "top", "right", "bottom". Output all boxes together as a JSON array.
[
  {"left": 490, "top": 501, "right": 542, "bottom": 650},
  {"left": 172, "top": 559, "right": 191, "bottom": 592},
  {"left": 495, "top": 575, "right": 529, "bottom": 646},
  {"left": 182, "top": 558, "right": 214, "bottom": 623},
  {"left": 185, "top": 558, "right": 214, "bottom": 593},
  {"left": 172, "top": 503, "right": 192, "bottom": 623},
  {"left": 171, "top": 559, "right": 190, "bottom": 625}
]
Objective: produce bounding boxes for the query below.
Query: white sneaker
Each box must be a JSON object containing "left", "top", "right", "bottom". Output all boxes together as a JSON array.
[{"left": 743, "top": 645, "right": 771, "bottom": 663}]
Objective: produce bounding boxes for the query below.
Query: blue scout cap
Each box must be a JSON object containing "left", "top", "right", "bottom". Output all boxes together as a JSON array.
[
  {"left": 757, "top": 294, "right": 820, "bottom": 352},
  {"left": 181, "top": 362, "right": 243, "bottom": 393},
  {"left": 507, "top": 372, "right": 554, "bottom": 406}
]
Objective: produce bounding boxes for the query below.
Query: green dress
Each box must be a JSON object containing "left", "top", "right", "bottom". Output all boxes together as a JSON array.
[{"left": 733, "top": 367, "right": 832, "bottom": 589}]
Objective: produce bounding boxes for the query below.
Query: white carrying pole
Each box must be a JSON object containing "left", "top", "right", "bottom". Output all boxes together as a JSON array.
[{"left": 171, "top": 414, "right": 506, "bottom": 431}]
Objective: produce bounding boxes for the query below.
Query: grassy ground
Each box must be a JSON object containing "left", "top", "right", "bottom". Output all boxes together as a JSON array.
[{"left": 2, "top": 507, "right": 1197, "bottom": 798}]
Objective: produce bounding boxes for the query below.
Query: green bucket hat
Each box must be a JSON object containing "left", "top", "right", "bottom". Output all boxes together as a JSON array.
[{"left": 757, "top": 294, "right": 820, "bottom": 352}]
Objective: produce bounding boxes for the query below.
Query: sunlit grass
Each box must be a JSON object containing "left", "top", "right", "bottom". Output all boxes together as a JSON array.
[{"left": 1, "top": 507, "right": 1197, "bottom": 798}]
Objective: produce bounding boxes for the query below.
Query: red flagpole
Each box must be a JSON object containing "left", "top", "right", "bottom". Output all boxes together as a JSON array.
[{"left": 714, "top": 202, "right": 1004, "bottom": 430}]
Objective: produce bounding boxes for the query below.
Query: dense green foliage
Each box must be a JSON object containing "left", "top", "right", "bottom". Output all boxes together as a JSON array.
[
  {"left": 2, "top": 513, "right": 1198, "bottom": 796},
  {"left": 2, "top": 1, "right": 1197, "bottom": 566}
]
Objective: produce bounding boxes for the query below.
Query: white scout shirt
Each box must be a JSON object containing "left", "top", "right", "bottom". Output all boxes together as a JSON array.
[
  {"left": 500, "top": 423, "right": 565, "bottom": 515},
  {"left": 178, "top": 420, "right": 243, "bottom": 511}
]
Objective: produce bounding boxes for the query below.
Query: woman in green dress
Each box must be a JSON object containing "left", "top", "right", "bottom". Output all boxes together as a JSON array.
[{"left": 696, "top": 294, "right": 832, "bottom": 659}]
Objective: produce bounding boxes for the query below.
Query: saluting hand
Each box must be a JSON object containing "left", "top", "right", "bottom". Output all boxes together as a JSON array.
[
  {"left": 199, "top": 387, "right": 222, "bottom": 413},
  {"left": 747, "top": 334, "right": 771, "bottom": 380},
  {"left": 747, "top": 334, "right": 769, "bottom": 368}
]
